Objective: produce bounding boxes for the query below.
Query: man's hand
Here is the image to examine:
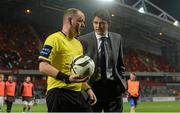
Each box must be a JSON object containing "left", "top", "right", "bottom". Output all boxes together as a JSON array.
[
  {"left": 86, "top": 88, "right": 97, "bottom": 106},
  {"left": 69, "top": 74, "right": 89, "bottom": 83}
]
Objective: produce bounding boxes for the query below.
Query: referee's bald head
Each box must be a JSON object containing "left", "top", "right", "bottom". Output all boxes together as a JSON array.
[{"left": 63, "top": 8, "right": 84, "bottom": 22}]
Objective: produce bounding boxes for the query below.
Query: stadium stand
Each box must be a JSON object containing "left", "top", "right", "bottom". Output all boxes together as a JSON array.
[
  {"left": 124, "top": 48, "right": 176, "bottom": 72},
  {"left": 0, "top": 21, "right": 40, "bottom": 69},
  {"left": 0, "top": 21, "right": 177, "bottom": 72}
]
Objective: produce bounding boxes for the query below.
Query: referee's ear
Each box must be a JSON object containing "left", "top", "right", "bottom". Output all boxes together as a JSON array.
[{"left": 68, "top": 17, "right": 73, "bottom": 26}]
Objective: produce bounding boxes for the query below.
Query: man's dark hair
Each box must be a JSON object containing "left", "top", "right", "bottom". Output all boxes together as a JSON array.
[{"left": 93, "top": 9, "right": 111, "bottom": 21}]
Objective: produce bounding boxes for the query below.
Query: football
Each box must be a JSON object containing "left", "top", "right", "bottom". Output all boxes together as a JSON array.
[{"left": 71, "top": 55, "right": 95, "bottom": 78}]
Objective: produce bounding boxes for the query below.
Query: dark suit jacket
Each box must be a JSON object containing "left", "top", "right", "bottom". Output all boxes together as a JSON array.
[{"left": 79, "top": 32, "right": 127, "bottom": 93}]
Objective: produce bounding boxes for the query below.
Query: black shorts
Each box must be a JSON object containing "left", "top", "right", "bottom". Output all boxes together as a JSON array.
[
  {"left": 22, "top": 96, "right": 33, "bottom": 102},
  {"left": 6, "top": 96, "right": 15, "bottom": 102},
  {"left": 46, "top": 88, "right": 92, "bottom": 112}
]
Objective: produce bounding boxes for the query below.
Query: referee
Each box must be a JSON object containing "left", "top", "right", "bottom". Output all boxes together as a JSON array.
[{"left": 38, "top": 8, "right": 97, "bottom": 112}]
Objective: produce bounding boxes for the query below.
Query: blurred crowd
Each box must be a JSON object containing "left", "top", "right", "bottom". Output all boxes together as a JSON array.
[
  {"left": 0, "top": 21, "right": 39, "bottom": 69},
  {"left": 124, "top": 48, "right": 176, "bottom": 72},
  {"left": 0, "top": 21, "right": 177, "bottom": 72}
]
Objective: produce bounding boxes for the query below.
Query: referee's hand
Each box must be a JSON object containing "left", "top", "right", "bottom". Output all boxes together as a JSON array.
[
  {"left": 69, "top": 74, "right": 89, "bottom": 83},
  {"left": 86, "top": 89, "right": 97, "bottom": 106}
]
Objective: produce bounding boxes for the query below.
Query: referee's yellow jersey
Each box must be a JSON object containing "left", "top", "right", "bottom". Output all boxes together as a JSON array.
[{"left": 39, "top": 32, "right": 83, "bottom": 91}]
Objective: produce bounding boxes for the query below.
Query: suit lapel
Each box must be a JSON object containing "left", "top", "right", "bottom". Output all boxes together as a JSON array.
[
  {"left": 89, "top": 32, "right": 99, "bottom": 84},
  {"left": 91, "top": 32, "right": 98, "bottom": 64},
  {"left": 108, "top": 33, "right": 118, "bottom": 64}
]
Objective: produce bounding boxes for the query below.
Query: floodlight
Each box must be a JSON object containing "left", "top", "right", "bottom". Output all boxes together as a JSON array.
[
  {"left": 173, "top": 21, "right": 179, "bottom": 26},
  {"left": 138, "top": 7, "right": 145, "bottom": 13}
]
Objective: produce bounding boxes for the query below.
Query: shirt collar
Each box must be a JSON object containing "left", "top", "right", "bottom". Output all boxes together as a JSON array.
[{"left": 95, "top": 32, "right": 108, "bottom": 40}]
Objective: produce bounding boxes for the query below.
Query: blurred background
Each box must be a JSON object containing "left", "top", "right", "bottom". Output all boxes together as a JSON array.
[{"left": 0, "top": 0, "right": 180, "bottom": 105}]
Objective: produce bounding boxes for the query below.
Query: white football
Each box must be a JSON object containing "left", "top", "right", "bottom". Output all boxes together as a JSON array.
[{"left": 71, "top": 55, "right": 95, "bottom": 78}]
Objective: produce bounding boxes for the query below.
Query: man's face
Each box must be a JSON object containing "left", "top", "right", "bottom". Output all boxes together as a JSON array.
[
  {"left": 130, "top": 73, "right": 136, "bottom": 81},
  {"left": 71, "top": 11, "right": 85, "bottom": 37},
  {"left": 8, "top": 76, "right": 13, "bottom": 82},
  {"left": 26, "top": 77, "right": 31, "bottom": 82},
  {"left": 93, "top": 16, "right": 110, "bottom": 36}
]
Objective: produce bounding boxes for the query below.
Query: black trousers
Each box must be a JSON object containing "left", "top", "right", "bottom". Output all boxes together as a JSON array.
[
  {"left": 92, "top": 79, "right": 123, "bottom": 112},
  {"left": 6, "top": 96, "right": 15, "bottom": 113},
  {"left": 6, "top": 101, "right": 13, "bottom": 113},
  {"left": 46, "top": 88, "right": 92, "bottom": 112}
]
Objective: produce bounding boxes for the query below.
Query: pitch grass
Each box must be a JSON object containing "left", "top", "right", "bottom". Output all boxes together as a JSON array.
[
  {"left": 124, "top": 101, "right": 180, "bottom": 112},
  {"left": 1, "top": 101, "right": 180, "bottom": 112}
]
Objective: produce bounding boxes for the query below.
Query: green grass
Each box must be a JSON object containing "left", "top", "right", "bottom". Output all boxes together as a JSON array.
[
  {"left": 2, "top": 104, "right": 47, "bottom": 112},
  {"left": 123, "top": 101, "right": 180, "bottom": 112},
  {"left": 1, "top": 101, "right": 180, "bottom": 112}
]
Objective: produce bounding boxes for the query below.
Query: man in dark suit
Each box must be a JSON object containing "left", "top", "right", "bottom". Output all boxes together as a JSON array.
[{"left": 79, "top": 9, "right": 127, "bottom": 112}]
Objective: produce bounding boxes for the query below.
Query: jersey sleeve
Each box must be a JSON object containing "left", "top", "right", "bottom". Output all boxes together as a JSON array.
[{"left": 38, "top": 36, "right": 58, "bottom": 64}]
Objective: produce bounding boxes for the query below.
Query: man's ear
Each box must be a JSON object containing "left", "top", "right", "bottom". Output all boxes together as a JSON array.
[{"left": 68, "top": 17, "right": 73, "bottom": 25}]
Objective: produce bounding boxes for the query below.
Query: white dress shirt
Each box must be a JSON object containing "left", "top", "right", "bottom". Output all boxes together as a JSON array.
[{"left": 95, "top": 32, "right": 114, "bottom": 80}]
